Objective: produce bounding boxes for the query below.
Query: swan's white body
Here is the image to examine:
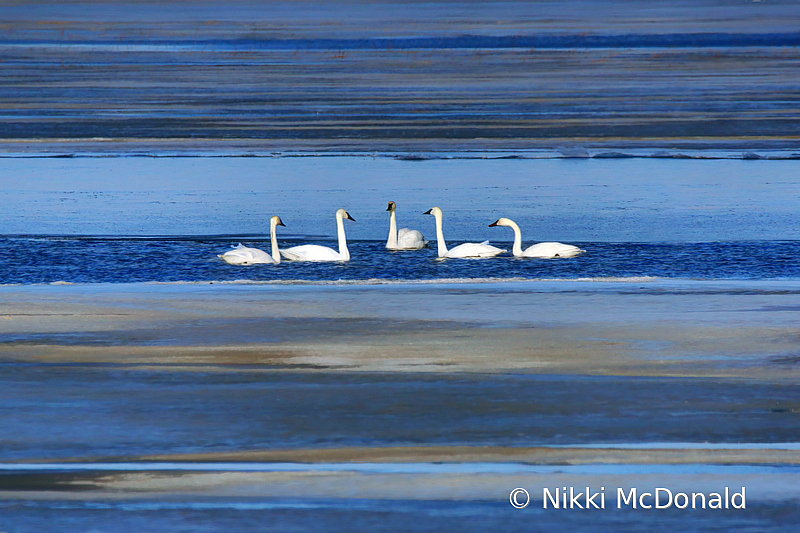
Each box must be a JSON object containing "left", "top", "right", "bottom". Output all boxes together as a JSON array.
[
  {"left": 280, "top": 208, "right": 355, "bottom": 262},
  {"left": 386, "top": 201, "right": 427, "bottom": 250},
  {"left": 489, "top": 217, "right": 584, "bottom": 258},
  {"left": 424, "top": 206, "right": 505, "bottom": 259},
  {"left": 219, "top": 216, "right": 285, "bottom": 265}
]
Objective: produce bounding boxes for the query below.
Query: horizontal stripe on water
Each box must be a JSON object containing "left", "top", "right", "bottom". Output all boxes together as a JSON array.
[
  {"left": 3, "top": 32, "right": 800, "bottom": 51},
  {"left": 1, "top": 461, "right": 799, "bottom": 475}
]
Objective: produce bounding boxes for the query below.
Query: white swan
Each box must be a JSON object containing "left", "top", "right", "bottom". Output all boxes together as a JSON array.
[
  {"left": 489, "top": 217, "right": 585, "bottom": 258},
  {"left": 280, "top": 208, "right": 355, "bottom": 262},
  {"left": 386, "top": 201, "right": 427, "bottom": 250},
  {"left": 219, "top": 216, "right": 285, "bottom": 265},
  {"left": 423, "top": 206, "right": 505, "bottom": 259}
]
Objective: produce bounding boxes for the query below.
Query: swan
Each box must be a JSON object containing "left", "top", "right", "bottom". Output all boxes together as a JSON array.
[
  {"left": 423, "top": 206, "right": 505, "bottom": 259},
  {"left": 219, "top": 215, "right": 285, "bottom": 265},
  {"left": 489, "top": 217, "right": 585, "bottom": 258},
  {"left": 386, "top": 201, "right": 427, "bottom": 250},
  {"left": 280, "top": 208, "right": 355, "bottom": 262}
]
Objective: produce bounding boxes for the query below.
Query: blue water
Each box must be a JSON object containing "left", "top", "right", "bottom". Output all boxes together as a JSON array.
[
  {"left": 2, "top": 499, "right": 796, "bottom": 533},
  {"left": 1, "top": 237, "right": 799, "bottom": 285},
  {"left": 3, "top": 156, "right": 799, "bottom": 241},
  {"left": 3, "top": 370, "right": 799, "bottom": 461},
  {"left": 8, "top": 32, "right": 800, "bottom": 50}
]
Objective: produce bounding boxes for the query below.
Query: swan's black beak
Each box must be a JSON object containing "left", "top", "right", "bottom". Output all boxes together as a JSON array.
[
  {"left": 386, "top": 202, "right": 394, "bottom": 211},
  {"left": 423, "top": 209, "right": 432, "bottom": 215},
  {"left": 278, "top": 220, "right": 286, "bottom": 227},
  {"left": 345, "top": 212, "right": 356, "bottom": 222},
  {"left": 488, "top": 220, "right": 499, "bottom": 227}
]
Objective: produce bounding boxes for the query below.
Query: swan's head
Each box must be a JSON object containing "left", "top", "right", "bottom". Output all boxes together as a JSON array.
[
  {"left": 271, "top": 215, "right": 286, "bottom": 227},
  {"left": 386, "top": 201, "right": 396, "bottom": 212},
  {"left": 489, "top": 217, "right": 514, "bottom": 228},
  {"left": 423, "top": 206, "right": 442, "bottom": 218},
  {"left": 336, "top": 208, "right": 356, "bottom": 222}
]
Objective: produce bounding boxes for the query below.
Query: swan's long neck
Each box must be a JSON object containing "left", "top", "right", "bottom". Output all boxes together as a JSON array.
[
  {"left": 270, "top": 220, "right": 281, "bottom": 264},
  {"left": 508, "top": 220, "right": 523, "bottom": 257},
  {"left": 434, "top": 212, "right": 448, "bottom": 257},
  {"left": 336, "top": 212, "right": 350, "bottom": 260},
  {"left": 386, "top": 210, "right": 398, "bottom": 249}
]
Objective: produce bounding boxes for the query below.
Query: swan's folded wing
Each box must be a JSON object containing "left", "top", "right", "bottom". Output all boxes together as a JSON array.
[
  {"left": 475, "top": 241, "right": 506, "bottom": 255},
  {"left": 220, "top": 245, "right": 274, "bottom": 264},
  {"left": 446, "top": 242, "right": 505, "bottom": 258},
  {"left": 219, "top": 252, "right": 246, "bottom": 264},
  {"left": 280, "top": 244, "right": 342, "bottom": 261},
  {"left": 245, "top": 248, "right": 276, "bottom": 263},
  {"left": 479, "top": 245, "right": 507, "bottom": 257},
  {"left": 397, "top": 228, "right": 427, "bottom": 249}
]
